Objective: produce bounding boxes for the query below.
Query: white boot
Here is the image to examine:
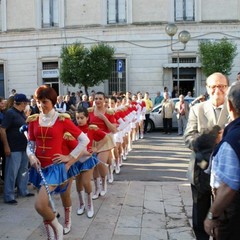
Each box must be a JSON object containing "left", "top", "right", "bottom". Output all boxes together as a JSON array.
[
  {"left": 122, "top": 152, "right": 127, "bottom": 161},
  {"left": 63, "top": 206, "right": 72, "bottom": 235},
  {"left": 92, "top": 178, "right": 101, "bottom": 200},
  {"left": 119, "top": 156, "right": 123, "bottom": 167},
  {"left": 77, "top": 191, "right": 85, "bottom": 215},
  {"left": 136, "top": 132, "right": 139, "bottom": 141},
  {"left": 43, "top": 221, "right": 55, "bottom": 240},
  {"left": 100, "top": 176, "right": 107, "bottom": 196},
  {"left": 86, "top": 193, "right": 94, "bottom": 218},
  {"left": 115, "top": 162, "right": 121, "bottom": 174},
  {"left": 108, "top": 164, "right": 114, "bottom": 184},
  {"left": 47, "top": 217, "right": 63, "bottom": 240}
]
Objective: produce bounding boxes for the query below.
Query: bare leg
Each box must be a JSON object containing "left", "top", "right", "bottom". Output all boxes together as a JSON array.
[
  {"left": 115, "top": 142, "right": 121, "bottom": 174},
  {"left": 35, "top": 186, "right": 63, "bottom": 240},
  {"left": 97, "top": 151, "right": 109, "bottom": 196},
  {"left": 60, "top": 180, "right": 73, "bottom": 235},
  {"left": 82, "top": 169, "right": 94, "bottom": 218},
  {"left": 107, "top": 150, "right": 114, "bottom": 183},
  {"left": 92, "top": 167, "right": 101, "bottom": 200}
]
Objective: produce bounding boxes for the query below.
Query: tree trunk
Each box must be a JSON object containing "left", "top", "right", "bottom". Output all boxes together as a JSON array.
[{"left": 84, "top": 85, "right": 89, "bottom": 97}]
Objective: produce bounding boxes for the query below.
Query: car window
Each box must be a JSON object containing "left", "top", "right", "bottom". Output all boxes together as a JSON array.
[
  {"left": 151, "top": 97, "right": 195, "bottom": 113},
  {"left": 152, "top": 106, "right": 161, "bottom": 113}
]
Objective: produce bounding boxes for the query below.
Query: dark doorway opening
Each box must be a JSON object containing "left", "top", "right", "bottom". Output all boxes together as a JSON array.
[
  {"left": 172, "top": 67, "right": 196, "bottom": 96},
  {"left": 173, "top": 80, "right": 195, "bottom": 96}
]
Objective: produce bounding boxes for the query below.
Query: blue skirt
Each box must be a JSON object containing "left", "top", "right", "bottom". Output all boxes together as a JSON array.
[
  {"left": 67, "top": 155, "right": 99, "bottom": 178},
  {"left": 29, "top": 156, "right": 99, "bottom": 189},
  {"left": 29, "top": 163, "right": 68, "bottom": 189}
]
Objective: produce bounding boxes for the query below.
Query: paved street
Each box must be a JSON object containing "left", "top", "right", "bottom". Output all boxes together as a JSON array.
[
  {"left": 115, "top": 132, "right": 191, "bottom": 181},
  {"left": 0, "top": 131, "right": 196, "bottom": 240}
]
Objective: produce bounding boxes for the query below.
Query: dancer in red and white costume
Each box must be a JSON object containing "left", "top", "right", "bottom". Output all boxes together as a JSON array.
[
  {"left": 137, "top": 92, "right": 146, "bottom": 139},
  {"left": 26, "top": 85, "right": 89, "bottom": 240},
  {"left": 88, "top": 92, "right": 117, "bottom": 199},
  {"left": 75, "top": 107, "right": 108, "bottom": 218}
]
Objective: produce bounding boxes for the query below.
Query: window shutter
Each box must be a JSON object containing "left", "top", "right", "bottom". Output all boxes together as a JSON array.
[
  {"left": 118, "top": 0, "right": 126, "bottom": 23},
  {"left": 175, "top": 0, "right": 183, "bottom": 21},
  {"left": 53, "top": 0, "right": 59, "bottom": 26},
  {"left": 108, "top": 0, "right": 116, "bottom": 24},
  {"left": 42, "top": 0, "right": 50, "bottom": 27},
  {"left": 185, "top": 0, "right": 194, "bottom": 21}
]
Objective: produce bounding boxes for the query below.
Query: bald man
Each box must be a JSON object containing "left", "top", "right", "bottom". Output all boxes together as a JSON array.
[{"left": 184, "top": 72, "right": 229, "bottom": 240}]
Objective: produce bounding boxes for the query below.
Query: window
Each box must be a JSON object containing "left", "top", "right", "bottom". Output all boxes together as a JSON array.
[
  {"left": 172, "top": 57, "right": 196, "bottom": 63},
  {"left": 107, "top": 0, "right": 126, "bottom": 24},
  {"left": 175, "top": 0, "right": 195, "bottom": 21},
  {"left": 42, "top": 0, "right": 59, "bottom": 27},
  {"left": 42, "top": 62, "right": 58, "bottom": 70}
]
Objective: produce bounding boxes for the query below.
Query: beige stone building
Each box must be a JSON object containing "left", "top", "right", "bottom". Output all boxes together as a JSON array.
[{"left": 0, "top": 0, "right": 239, "bottom": 98}]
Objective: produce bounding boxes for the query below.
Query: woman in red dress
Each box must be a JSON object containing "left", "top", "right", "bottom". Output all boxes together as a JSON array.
[
  {"left": 87, "top": 92, "right": 117, "bottom": 199},
  {"left": 26, "top": 85, "right": 89, "bottom": 240}
]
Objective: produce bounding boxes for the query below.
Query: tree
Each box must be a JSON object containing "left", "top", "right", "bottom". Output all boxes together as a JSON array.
[
  {"left": 199, "top": 38, "right": 237, "bottom": 77},
  {"left": 60, "top": 42, "right": 115, "bottom": 95}
]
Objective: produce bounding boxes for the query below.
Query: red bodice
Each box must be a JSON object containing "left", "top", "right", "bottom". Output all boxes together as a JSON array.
[
  {"left": 78, "top": 124, "right": 106, "bottom": 152},
  {"left": 88, "top": 111, "right": 116, "bottom": 133},
  {"left": 28, "top": 117, "right": 82, "bottom": 167}
]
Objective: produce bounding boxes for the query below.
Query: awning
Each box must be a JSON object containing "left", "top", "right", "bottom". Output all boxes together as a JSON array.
[{"left": 163, "top": 63, "right": 201, "bottom": 68}]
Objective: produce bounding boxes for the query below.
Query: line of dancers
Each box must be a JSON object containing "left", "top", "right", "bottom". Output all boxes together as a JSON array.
[{"left": 25, "top": 86, "right": 147, "bottom": 240}]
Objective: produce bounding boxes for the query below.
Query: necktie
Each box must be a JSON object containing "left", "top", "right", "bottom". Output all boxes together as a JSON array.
[{"left": 215, "top": 108, "right": 221, "bottom": 122}]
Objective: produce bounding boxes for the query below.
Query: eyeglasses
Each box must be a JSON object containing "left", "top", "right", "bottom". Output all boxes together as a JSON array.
[{"left": 207, "top": 85, "right": 228, "bottom": 90}]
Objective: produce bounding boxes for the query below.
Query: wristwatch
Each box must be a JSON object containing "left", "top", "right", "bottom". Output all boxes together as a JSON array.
[{"left": 207, "top": 211, "right": 219, "bottom": 220}]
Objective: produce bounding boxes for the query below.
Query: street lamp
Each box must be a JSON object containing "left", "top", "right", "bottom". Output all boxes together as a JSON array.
[{"left": 165, "top": 23, "right": 191, "bottom": 95}]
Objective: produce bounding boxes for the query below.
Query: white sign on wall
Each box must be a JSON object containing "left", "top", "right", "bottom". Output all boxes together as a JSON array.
[{"left": 42, "top": 69, "right": 59, "bottom": 78}]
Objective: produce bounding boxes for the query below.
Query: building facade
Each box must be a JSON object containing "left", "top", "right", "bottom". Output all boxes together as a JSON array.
[{"left": 0, "top": 0, "right": 240, "bottom": 98}]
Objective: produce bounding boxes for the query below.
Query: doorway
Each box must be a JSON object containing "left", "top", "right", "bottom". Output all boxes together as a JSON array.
[
  {"left": 43, "top": 81, "right": 59, "bottom": 95},
  {"left": 173, "top": 80, "right": 195, "bottom": 97},
  {"left": 172, "top": 67, "right": 196, "bottom": 97}
]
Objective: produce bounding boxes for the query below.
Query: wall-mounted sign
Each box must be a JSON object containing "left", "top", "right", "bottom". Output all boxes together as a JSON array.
[{"left": 42, "top": 69, "right": 59, "bottom": 78}]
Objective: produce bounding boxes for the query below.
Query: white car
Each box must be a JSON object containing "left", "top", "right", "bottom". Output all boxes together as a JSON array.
[{"left": 147, "top": 97, "right": 195, "bottom": 132}]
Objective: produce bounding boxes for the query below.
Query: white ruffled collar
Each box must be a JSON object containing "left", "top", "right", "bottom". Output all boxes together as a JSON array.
[{"left": 39, "top": 109, "right": 58, "bottom": 126}]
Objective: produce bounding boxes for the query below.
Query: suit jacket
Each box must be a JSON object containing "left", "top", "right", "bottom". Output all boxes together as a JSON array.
[
  {"left": 161, "top": 99, "right": 174, "bottom": 118},
  {"left": 184, "top": 100, "right": 229, "bottom": 150},
  {"left": 175, "top": 101, "right": 189, "bottom": 119},
  {"left": 184, "top": 100, "right": 229, "bottom": 185}
]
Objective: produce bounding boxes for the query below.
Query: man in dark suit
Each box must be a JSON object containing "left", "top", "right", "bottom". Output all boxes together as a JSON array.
[{"left": 184, "top": 72, "right": 229, "bottom": 240}]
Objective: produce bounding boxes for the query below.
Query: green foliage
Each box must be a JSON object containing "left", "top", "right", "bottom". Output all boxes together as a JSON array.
[
  {"left": 199, "top": 38, "right": 237, "bottom": 77},
  {"left": 60, "top": 42, "right": 115, "bottom": 93}
]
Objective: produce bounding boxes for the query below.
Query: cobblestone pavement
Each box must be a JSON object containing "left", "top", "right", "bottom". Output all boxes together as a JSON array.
[
  {"left": 0, "top": 132, "right": 196, "bottom": 240},
  {"left": 0, "top": 181, "right": 195, "bottom": 240}
]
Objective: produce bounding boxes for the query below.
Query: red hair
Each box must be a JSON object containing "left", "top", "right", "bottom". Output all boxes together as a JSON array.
[{"left": 34, "top": 85, "right": 57, "bottom": 105}]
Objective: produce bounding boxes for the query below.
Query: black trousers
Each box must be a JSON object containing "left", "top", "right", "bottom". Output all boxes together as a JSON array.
[
  {"left": 144, "top": 113, "right": 150, "bottom": 133},
  {"left": 163, "top": 118, "right": 172, "bottom": 133},
  {"left": 215, "top": 192, "right": 240, "bottom": 240},
  {"left": 191, "top": 184, "right": 211, "bottom": 240}
]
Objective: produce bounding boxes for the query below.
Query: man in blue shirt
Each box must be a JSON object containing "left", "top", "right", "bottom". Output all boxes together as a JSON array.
[
  {"left": 204, "top": 82, "right": 240, "bottom": 239},
  {"left": 0, "top": 94, "right": 34, "bottom": 204},
  {"left": 153, "top": 91, "right": 163, "bottom": 106}
]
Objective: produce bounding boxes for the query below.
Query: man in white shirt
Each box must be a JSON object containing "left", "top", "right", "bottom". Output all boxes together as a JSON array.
[{"left": 55, "top": 95, "right": 66, "bottom": 113}]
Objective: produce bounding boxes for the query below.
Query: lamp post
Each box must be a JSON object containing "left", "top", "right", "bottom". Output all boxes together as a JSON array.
[{"left": 165, "top": 23, "right": 191, "bottom": 96}]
